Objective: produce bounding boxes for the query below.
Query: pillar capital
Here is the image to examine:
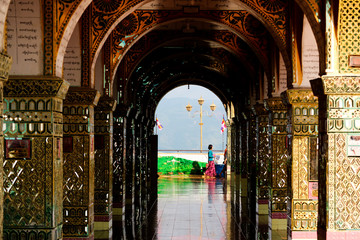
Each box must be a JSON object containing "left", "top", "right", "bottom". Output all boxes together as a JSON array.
[
  {"left": 252, "top": 103, "right": 268, "bottom": 116},
  {"left": 285, "top": 89, "right": 318, "bottom": 104},
  {"left": 284, "top": 89, "right": 318, "bottom": 136},
  {"left": 0, "top": 52, "right": 12, "bottom": 81},
  {"left": 264, "top": 97, "right": 287, "bottom": 112},
  {"left": 4, "top": 76, "right": 69, "bottom": 99},
  {"left": 95, "top": 95, "right": 117, "bottom": 112},
  {"left": 64, "top": 86, "right": 100, "bottom": 106}
]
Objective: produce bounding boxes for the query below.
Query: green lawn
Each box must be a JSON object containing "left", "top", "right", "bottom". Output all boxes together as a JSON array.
[{"left": 158, "top": 156, "right": 207, "bottom": 175}]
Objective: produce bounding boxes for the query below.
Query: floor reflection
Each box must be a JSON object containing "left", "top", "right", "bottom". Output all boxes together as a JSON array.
[{"left": 111, "top": 176, "right": 249, "bottom": 240}]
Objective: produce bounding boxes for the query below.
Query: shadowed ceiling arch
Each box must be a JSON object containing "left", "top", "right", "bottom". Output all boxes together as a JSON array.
[
  {"left": 108, "top": 14, "right": 268, "bottom": 72},
  {"left": 85, "top": 1, "right": 290, "bottom": 88},
  {"left": 128, "top": 52, "right": 249, "bottom": 110},
  {"left": 110, "top": 33, "right": 260, "bottom": 96}
]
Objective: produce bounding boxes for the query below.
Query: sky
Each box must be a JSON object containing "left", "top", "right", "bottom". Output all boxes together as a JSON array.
[{"left": 155, "top": 85, "right": 227, "bottom": 152}]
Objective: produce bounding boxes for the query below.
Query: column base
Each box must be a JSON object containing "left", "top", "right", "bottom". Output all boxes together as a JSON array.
[
  {"left": 94, "top": 229, "right": 112, "bottom": 240},
  {"left": 322, "top": 230, "right": 360, "bottom": 240},
  {"left": 271, "top": 213, "right": 287, "bottom": 230},
  {"left": 241, "top": 178, "right": 247, "bottom": 197},
  {"left": 113, "top": 204, "right": 125, "bottom": 217},
  {"left": 94, "top": 215, "right": 113, "bottom": 231},
  {"left": 292, "top": 231, "right": 317, "bottom": 240}
]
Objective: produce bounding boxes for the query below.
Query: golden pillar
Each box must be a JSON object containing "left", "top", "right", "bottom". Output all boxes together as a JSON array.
[
  {"left": 94, "top": 96, "right": 116, "bottom": 236},
  {"left": 253, "top": 103, "right": 271, "bottom": 238},
  {"left": 63, "top": 87, "right": 100, "bottom": 239},
  {"left": 285, "top": 89, "right": 318, "bottom": 239},
  {"left": 0, "top": 52, "right": 11, "bottom": 240},
  {"left": 3, "top": 76, "right": 69, "bottom": 239},
  {"left": 312, "top": 76, "right": 360, "bottom": 238},
  {"left": 265, "top": 98, "right": 288, "bottom": 236}
]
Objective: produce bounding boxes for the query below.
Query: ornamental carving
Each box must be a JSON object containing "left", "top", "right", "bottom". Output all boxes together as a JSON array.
[
  {"left": 286, "top": 89, "right": 318, "bottom": 104},
  {"left": 292, "top": 200, "right": 318, "bottom": 230},
  {"left": 110, "top": 10, "right": 269, "bottom": 75},
  {"left": 95, "top": 96, "right": 117, "bottom": 112},
  {"left": 0, "top": 52, "right": 12, "bottom": 81},
  {"left": 265, "top": 97, "right": 287, "bottom": 111},
  {"left": 115, "top": 30, "right": 257, "bottom": 84},
  {"left": 63, "top": 87, "right": 101, "bottom": 105},
  {"left": 4, "top": 77, "right": 70, "bottom": 99},
  {"left": 322, "top": 76, "right": 360, "bottom": 94}
]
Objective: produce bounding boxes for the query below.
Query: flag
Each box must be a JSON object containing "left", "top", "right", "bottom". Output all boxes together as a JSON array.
[
  {"left": 156, "top": 118, "right": 163, "bottom": 130},
  {"left": 221, "top": 117, "right": 227, "bottom": 133}
]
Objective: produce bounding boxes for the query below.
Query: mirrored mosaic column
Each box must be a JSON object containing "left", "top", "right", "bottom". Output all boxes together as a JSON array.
[
  {"left": 312, "top": 76, "right": 360, "bottom": 239},
  {"left": 63, "top": 87, "right": 100, "bottom": 239},
  {"left": 265, "top": 98, "right": 288, "bottom": 237},
  {"left": 113, "top": 105, "right": 126, "bottom": 221},
  {"left": 240, "top": 112, "right": 249, "bottom": 237},
  {"left": 0, "top": 52, "right": 11, "bottom": 240},
  {"left": 3, "top": 76, "right": 69, "bottom": 239},
  {"left": 284, "top": 89, "right": 318, "bottom": 240},
  {"left": 94, "top": 96, "right": 116, "bottom": 237},
  {"left": 125, "top": 116, "right": 136, "bottom": 239},
  {"left": 134, "top": 116, "right": 142, "bottom": 235},
  {"left": 253, "top": 103, "right": 271, "bottom": 239},
  {"left": 112, "top": 107, "right": 126, "bottom": 239},
  {"left": 247, "top": 108, "right": 258, "bottom": 239}
]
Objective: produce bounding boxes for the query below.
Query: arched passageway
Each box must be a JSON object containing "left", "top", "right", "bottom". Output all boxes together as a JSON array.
[{"left": 1, "top": 0, "right": 360, "bottom": 240}]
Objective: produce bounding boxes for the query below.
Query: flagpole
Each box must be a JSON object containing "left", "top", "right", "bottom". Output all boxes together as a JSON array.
[{"left": 155, "top": 115, "right": 158, "bottom": 135}]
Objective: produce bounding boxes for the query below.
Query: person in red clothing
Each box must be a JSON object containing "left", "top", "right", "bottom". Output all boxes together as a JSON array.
[{"left": 204, "top": 144, "right": 216, "bottom": 178}]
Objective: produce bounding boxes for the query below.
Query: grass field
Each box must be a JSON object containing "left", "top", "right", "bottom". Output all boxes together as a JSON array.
[{"left": 158, "top": 156, "right": 207, "bottom": 175}]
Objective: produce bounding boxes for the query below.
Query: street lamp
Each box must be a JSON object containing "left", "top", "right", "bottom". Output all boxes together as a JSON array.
[{"left": 186, "top": 97, "right": 216, "bottom": 152}]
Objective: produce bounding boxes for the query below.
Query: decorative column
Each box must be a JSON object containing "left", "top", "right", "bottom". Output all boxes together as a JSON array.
[
  {"left": 134, "top": 115, "right": 142, "bottom": 235},
  {"left": 140, "top": 119, "right": 150, "bottom": 231},
  {"left": 94, "top": 96, "right": 116, "bottom": 236},
  {"left": 284, "top": 89, "right": 318, "bottom": 240},
  {"left": 311, "top": 76, "right": 360, "bottom": 239},
  {"left": 247, "top": 108, "right": 258, "bottom": 239},
  {"left": 112, "top": 106, "right": 126, "bottom": 239},
  {"left": 125, "top": 116, "right": 136, "bottom": 239},
  {"left": 0, "top": 52, "right": 11, "bottom": 240},
  {"left": 239, "top": 112, "right": 249, "bottom": 236},
  {"left": 265, "top": 98, "right": 288, "bottom": 236},
  {"left": 253, "top": 103, "right": 271, "bottom": 239},
  {"left": 3, "top": 76, "right": 69, "bottom": 239},
  {"left": 62, "top": 87, "right": 100, "bottom": 239}
]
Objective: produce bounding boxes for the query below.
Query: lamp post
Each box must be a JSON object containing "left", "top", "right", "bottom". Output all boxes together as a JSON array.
[{"left": 186, "top": 97, "right": 216, "bottom": 152}]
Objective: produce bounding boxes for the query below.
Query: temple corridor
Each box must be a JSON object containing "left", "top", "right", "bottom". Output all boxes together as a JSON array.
[
  {"left": 107, "top": 176, "right": 286, "bottom": 240},
  {"left": 3, "top": 0, "right": 360, "bottom": 239}
]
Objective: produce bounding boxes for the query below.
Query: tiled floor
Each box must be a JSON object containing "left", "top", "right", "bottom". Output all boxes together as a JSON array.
[
  {"left": 150, "top": 176, "right": 245, "bottom": 240},
  {"left": 109, "top": 176, "right": 284, "bottom": 239}
]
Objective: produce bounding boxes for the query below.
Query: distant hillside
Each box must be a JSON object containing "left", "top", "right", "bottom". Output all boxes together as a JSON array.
[{"left": 156, "top": 97, "right": 227, "bottom": 151}]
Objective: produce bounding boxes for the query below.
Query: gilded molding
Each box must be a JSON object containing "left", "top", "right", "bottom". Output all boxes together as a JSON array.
[
  {"left": 64, "top": 87, "right": 101, "bottom": 106},
  {"left": 0, "top": 52, "right": 12, "bottom": 81},
  {"left": 322, "top": 76, "right": 360, "bottom": 94},
  {"left": 4, "top": 77, "right": 70, "bottom": 99},
  {"left": 286, "top": 89, "right": 318, "bottom": 104},
  {"left": 264, "top": 97, "right": 287, "bottom": 111},
  {"left": 292, "top": 200, "right": 318, "bottom": 230},
  {"left": 95, "top": 96, "right": 117, "bottom": 112}
]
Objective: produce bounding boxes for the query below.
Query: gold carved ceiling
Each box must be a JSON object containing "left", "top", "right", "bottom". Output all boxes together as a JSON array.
[{"left": 53, "top": 0, "right": 293, "bottom": 73}]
